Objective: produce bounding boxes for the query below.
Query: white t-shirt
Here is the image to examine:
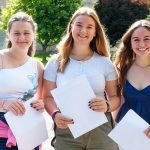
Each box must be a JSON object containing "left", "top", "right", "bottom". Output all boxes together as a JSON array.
[{"left": 44, "top": 52, "right": 117, "bottom": 98}]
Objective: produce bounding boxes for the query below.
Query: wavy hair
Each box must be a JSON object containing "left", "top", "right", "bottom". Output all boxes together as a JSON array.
[
  {"left": 7, "top": 12, "right": 37, "bottom": 57},
  {"left": 57, "top": 7, "right": 110, "bottom": 72},
  {"left": 114, "top": 20, "right": 150, "bottom": 92}
]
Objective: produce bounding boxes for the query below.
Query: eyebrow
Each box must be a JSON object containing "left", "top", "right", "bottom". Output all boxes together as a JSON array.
[
  {"left": 132, "top": 36, "right": 150, "bottom": 39},
  {"left": 75, "top": 22, "right": 95, "bottom": 27},
  {"left": 13, "top": 30, "right": 31, "bottom": 32}
]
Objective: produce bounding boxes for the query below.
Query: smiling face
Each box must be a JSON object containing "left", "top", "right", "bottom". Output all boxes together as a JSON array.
[
  {"left": 71, "top": 15, "right": 96, "bottom": 46},
  {"left": 131, "top": 26, "right": 150, "bottom": 57},
  {"left": 8, "top": 21, "right": 34, "bottom": 52}
]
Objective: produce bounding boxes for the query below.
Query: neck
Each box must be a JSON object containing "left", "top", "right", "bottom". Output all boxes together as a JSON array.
[
  {"left": 71, "top": 46, "right": 93, "bottom": 61},
  {"left": 134, "top": 56, "right": 150, "bottom": 68},
  {"left": 8, "top": 48, "right": 29, "bottom": 63}
]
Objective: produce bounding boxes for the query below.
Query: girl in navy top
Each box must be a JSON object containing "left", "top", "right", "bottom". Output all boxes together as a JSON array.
[{"left": 115, "top": 20, "right": 150, "bottom": 138}]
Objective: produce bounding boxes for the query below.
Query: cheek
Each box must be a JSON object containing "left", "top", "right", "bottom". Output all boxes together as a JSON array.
[{"left": 131, "top": 41, "right": 136, "bottom": 48}]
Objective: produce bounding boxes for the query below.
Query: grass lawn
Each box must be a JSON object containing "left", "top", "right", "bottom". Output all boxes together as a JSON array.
[{"left": 34, "top": 53, "right": 50, "bottom": 65}]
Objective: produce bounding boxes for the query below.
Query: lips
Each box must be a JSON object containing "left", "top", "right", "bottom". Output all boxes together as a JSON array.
[{"left": 78, "top": 34, "right": 87, "bottom": 39}]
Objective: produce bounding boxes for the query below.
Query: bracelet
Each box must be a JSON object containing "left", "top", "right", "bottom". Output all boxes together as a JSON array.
[
  {"left": 106, "top": 101, "right": 110, "bottom": 112},
  {"left": 52, "top": 110, "right": 61, "bottom": 120}
]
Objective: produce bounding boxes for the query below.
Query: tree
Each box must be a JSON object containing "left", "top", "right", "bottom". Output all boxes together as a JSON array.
[
  {"left": 146, "top": 8, "right": 150, "bottom": 21},
  {"left": 94, "top": 0, "right": 149, "bottom": 46},
  {"left": 0, "top": 0, "right": 83, "bottom": 62}
]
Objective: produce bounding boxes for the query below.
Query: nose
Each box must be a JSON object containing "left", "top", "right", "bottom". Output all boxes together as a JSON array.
[
  {"left": 80, "top": 27, "right": 87, "bottom": 34},
  {"left": 139, "top": 41, "right": 146, "bottom": 48},
  {"left": 18, "top": 34, "right": 25, "bottom": 40}
]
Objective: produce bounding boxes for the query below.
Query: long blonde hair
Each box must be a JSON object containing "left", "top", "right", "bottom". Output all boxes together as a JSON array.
[
  {"left": 7, "top": 12, "right": 37, "bottom": 57},
  {"left": 57, "top": 7, "right": 110, "bottom": 72},
  {"left": 114, "top": 20, "right": 150, "bottom": 92}
]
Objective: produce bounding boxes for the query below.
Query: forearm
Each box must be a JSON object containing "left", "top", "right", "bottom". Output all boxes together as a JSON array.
[
  {"left": 107, "top": 96, "right": 121, "bottom": 112},
  {"left": 44, "top": 97, "right": 58, "bottom": 115}
]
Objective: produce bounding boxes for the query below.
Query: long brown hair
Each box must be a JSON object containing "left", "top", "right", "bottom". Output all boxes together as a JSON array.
[
  {"left": 7, "top": 12, "right": 37, "bottom": 57},
  {"left": 57, "top": 7, "right": 110, "bottom": 72},
  {"left": 114, "top": 20, "right": 150, "bottom": 92}
]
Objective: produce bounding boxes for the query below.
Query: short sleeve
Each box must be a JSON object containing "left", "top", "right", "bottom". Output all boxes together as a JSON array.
[
  {"left": 44, "top": 54, "right": 59, "bottom": 82},
  {"left": 105, "top": 58, "right": 117, "bottom": 81}
]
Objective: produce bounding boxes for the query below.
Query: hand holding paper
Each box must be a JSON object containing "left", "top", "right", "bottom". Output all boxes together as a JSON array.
[
  {"left": 51, "top": 75, "right": 108, "bottom": 138},
  {"left": 5, "top": 98, "right": 49, "bottom": 150},
  {"left": 108, "top": 109, "right": 150, "bottom": 150}
]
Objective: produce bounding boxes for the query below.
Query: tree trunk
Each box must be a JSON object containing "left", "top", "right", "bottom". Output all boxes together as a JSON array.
[{"left": 41, "top": 44, "right": 47, "bottom": 64}]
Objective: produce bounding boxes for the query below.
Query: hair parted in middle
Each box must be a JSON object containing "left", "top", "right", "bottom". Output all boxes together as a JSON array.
[
  {"left": 114, "top": 19, "right": 150, "bottom": 92},
  {"left": 57, "top": 7, "right": 110, "bottom": 72},
  {"left": 7, "top": 12, "right": 37, "bottom": 57}
]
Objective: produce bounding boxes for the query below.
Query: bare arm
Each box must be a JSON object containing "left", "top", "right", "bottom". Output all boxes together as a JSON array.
[
  {"left": 88, "top": 79, "right": 121, "bottom": 113},
  {"left": 42, "top": 79, "right": 74, "bottom": 129},
  {"left": 30, "top": 61, "right": 44, "bottom": 112},
  {"left": 105, "top": 80, "right": 121, "bottom": 112},
  {"left": 42, "top": 79, "right": 58, "bottom": 115}
]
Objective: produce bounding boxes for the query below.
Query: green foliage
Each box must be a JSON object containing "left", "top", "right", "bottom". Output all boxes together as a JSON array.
[
  {"left": 146, "top": 8, "right": 150, "bottom": 21},
  {"left": 0, "top": 0, "right": 83, "bottom": 62},
  {"left": 95, "top": 0, "right": 150, "bottom": 46}
]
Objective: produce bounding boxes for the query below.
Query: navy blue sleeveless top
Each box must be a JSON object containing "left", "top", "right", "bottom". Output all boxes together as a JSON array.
[{"left": 116, "top": 80, "right": 150, "bottom": 124}]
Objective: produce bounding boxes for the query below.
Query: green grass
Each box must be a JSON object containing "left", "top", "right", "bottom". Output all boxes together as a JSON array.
[{"left": 34, "top": 53, "right": 50, "bottom": 65}]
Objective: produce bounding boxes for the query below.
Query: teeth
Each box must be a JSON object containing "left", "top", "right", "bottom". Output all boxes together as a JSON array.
[{"left": 139, "top": 49, "right": 146, "bottom": 51}]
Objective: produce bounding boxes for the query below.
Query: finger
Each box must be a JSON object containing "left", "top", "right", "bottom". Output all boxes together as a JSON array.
[
  {"left": 12, "top": 101, "right": 25, "bottom": 115},
  {"left": 9, "top": 105, "right": 19, "bottom": 115},
  {"left": 89, "top": 100, "right": 104, "bottom": 106},
  {"left": 145, "top": 128, "right": 150, "bottom": 138},
  {"left": 31, "top": 101, "right": 44, "bottom": 108},
  {"left": 16, "top": 102, "right": 26, "bottom": 114}
]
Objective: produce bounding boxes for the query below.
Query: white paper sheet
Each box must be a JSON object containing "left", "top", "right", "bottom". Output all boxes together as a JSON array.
[
  {"left": 108, "top": 109, "right": 150, "bottom": 150},
  {"left": 51, "top": 75, "right": 108, "bottom": 138},
  {"left": 5, "top": 98, "right": 49, "bottom": 150}
]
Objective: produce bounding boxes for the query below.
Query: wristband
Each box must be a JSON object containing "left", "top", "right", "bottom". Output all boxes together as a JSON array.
[
  {"left": 52, "top": 110, "right": 61, "bottom": 120},
  {"left": 106, "top": 101, "right": 110, "bottom": 112}
]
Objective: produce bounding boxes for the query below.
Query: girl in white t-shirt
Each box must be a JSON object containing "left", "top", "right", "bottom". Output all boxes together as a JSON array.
[{"left": 43, "top": 7, "right": 120, "bottom": 150}]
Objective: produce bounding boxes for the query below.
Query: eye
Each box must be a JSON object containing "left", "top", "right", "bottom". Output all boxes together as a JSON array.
[
  {"left": 87, "top": 26, "right": 92, "bottom": 29},
  {"left": 132, "top": 38, "right": 139, "bottom": 42},
  {"left": 14, "top": 32, "right": 20, "bottom": 36},
  {"left": 24, "top": 32, "right": 30, "bottom": 35},
  {"left": 76, "top": 24, "right": 81, "bottom": 27},
  {"left": 144, "top": 38, "right": 150, "bottom": 41}
]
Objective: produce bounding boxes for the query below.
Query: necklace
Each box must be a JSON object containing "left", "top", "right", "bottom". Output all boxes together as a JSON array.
[{"left": 71, "top": 51, "right": 94, "bottom": 61}]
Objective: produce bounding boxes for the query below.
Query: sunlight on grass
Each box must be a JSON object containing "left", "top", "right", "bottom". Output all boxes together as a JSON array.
[{"left": 34, "top": 53, "right": 50, "bottom": 65}]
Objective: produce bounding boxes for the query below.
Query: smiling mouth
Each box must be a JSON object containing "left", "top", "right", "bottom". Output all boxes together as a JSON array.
[
  {"left": 138, "top": 48, "right": 149, "bottom": 51},
  {"left": 17, "top": 42, "right": 28, "bottom": 44}
]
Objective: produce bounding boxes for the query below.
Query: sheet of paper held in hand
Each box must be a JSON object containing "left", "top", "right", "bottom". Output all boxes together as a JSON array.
[
  {"left": 51, "top": 75, "right": 108, "bottom": 138},
  {"left": 5, "top": 98, "right": 49, "bottom": 150},
  {"left": 108, "top": 109, "right": 150, "bottom": 150}
]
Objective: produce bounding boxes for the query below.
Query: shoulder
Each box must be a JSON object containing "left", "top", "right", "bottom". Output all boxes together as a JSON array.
[
  {"left": 30, "top": 57, "right": 44, "bottom": 73},
  {"left": 0, "top": 49, "right": 8, "bottom": 68},
  {"left": 45, "top": 53, "right": 60, "bottom": 68},
  {"left": 94, "top": 52, "right": 113, "bottom": 64},
  {"left": 0, "top": 49, "right": 8, "bottom": 55},
  {"left": 49, "top": 53, "right": 60, "bottom": 63}
]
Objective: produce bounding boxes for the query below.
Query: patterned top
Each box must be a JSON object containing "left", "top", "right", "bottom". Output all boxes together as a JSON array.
[{"left": 0, "top": 57, "right": 38, "bottom": 112}]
